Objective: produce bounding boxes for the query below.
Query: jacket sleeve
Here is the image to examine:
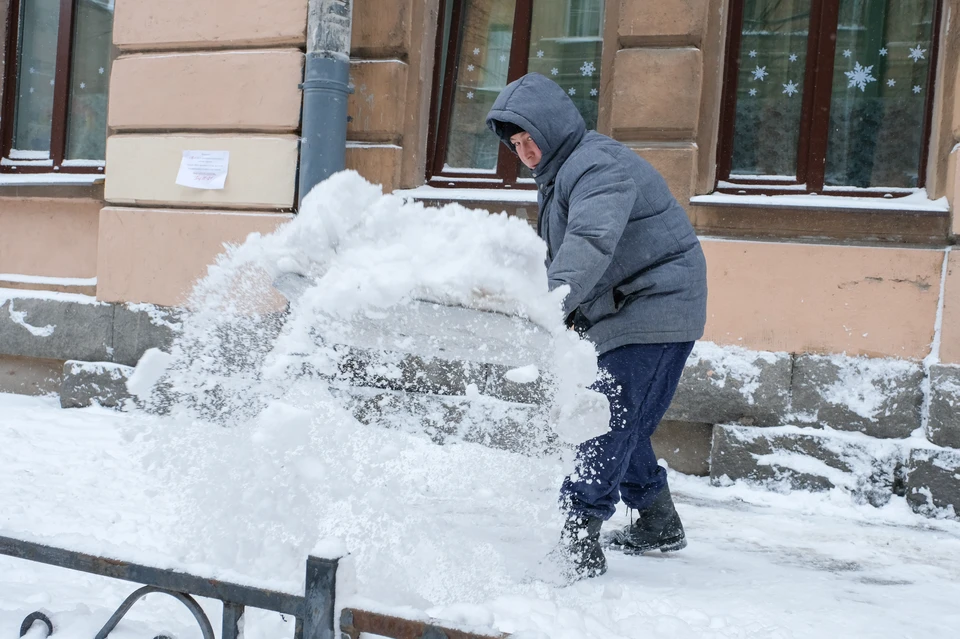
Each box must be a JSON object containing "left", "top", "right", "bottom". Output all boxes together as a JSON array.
[{"left": 547, "top": 152, "right": 638, "bottom": 317}]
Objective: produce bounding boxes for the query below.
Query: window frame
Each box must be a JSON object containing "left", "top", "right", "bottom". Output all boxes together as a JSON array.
[
  {"left": 714, "top": 0, "right": 943, "bottom": 198},
  {"left": 425, "top": 0, "right": 537, "bottom": 190},
  {"left": 1, "top": 0, "right": 105, "bottom": 175}
]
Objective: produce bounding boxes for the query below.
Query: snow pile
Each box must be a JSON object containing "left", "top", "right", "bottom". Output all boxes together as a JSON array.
[{"left": 130, "top": 171, "right": 604, "bottom": 604}]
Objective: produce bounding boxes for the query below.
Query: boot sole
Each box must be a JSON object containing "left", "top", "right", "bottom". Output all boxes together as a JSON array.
[{"left": 606, "top": 534, "right": 687, "bottom": 555}]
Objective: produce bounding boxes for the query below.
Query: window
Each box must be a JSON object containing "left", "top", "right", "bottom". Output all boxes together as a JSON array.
[
  {"left": 716, "top": 0, "right": 942, "bottom": 196},
  {"left": 2, "top": 0, "right": 114, "bottom": 175},
  {"left": 426, "top": 0, "right": 604, "bottom": 188}
]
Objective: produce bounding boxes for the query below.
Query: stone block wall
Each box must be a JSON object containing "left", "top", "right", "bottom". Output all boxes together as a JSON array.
[
  {"left": 700, "top": 348, "right": 960, "bottom": 520},
  {"left": 17, "top": 287, "right": 957, "bottom": 519}
]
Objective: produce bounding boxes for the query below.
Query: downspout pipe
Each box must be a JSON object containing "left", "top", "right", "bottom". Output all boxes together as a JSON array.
[{"left": 298, "top": 0, "right": 354, "bottom": 208}]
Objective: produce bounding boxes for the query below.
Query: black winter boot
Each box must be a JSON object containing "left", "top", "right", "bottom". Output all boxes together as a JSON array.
[
  {"left": 608, "top": 484, "right": 687, "bottom": 554},
  {"left": 539, "top": 514, "right": 607, "bottom": 584}
]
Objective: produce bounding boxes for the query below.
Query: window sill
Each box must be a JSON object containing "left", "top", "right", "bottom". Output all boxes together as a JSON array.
[
  {"left": 0, "top": 174, "right": 105, "bottom": 187},
  {"left": 688, "top": 191, "right": 952, "bottom": 245},
  {"left": 690, "top": 191, "right": 950, "bottom": 215},
  {"left": 395, "top": 185, "right": 539, "bottom": 203},
  {"left": 0, "top": 173, "right": 105, "bottom": 199},
  {"left": 394, "top": 185, "right": 539, "bottom": 224}
]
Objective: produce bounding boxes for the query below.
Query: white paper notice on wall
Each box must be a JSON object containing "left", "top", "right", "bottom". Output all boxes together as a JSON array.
[{"left": 175, "top": 150, "right": 230, "bottom": 190}]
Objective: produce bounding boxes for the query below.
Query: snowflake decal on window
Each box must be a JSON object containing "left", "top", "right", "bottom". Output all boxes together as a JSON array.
[
  {"left": 580, "top": 61, "right": 596, "bottom": 77},
  {"left": 99, "top": 67, "right": 105, "bottom": 74},
  {"left": 29, "top": 67, "right": 35, "bottom": 74},
  {"left": 29, "top": 87, "right": 34, "bottom": 94},
  {"left": 748, "top": 88, "right": 758, "bottom": 97},
  {"left": 590, "top": 88, "right": 598, "bottom": 96},
  {"left": 473, "top": 47, "right": 480, "bottom": 55},
  {"left": 466, "top": 91, "right": 474, "bottom": 99},
  {"left": 913, "top": 85, "right": 922, "bottom": 94},
  {"left": 550, "top": 68, "right": 559, "bottom": 76},
  {"left": 782, "top": 80, "right": 799, "bottom": 97},
  {"left": 49, "top": 79, "right": 54, "bottom": 86},
  {"left": 887, "top": 78, "right": 896, "bottom": 87},
  {"left": 751, "top": 65, "right": 768, "bottom": 81},
  {"left": 909, "top": 45, "right": 926, "bottom": 62},
  {"left": 467, "top": 64, "right": 475, "bottom": 72},
  {"left": 748, "top": 50, "right": 757, "bottom": 58},
  {"left": 536, "top": 50, "right": 544, "bottom": 58},
  {"left": 80, "top": 82, "right": 86, "bottom": 89},
  {"left": 844, "top": 62, "right": 876, "bottom": 91},
  {"left": 879, "top": 48, "right": 888, "bottom": 57},
  {"left": 568, "top": 87, "right": 576, "bottom": 96},
  {"left": 499, "top": 54, "right": 507, "bottom": 62},
  {"left": 789, "top": 53, "right": 798, "bottom": 62},
  {"left": 842, "top": 49, "right": 852, "bottom": 58}
]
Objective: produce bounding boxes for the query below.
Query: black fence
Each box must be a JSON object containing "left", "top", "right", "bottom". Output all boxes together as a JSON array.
[
  {"left": 0, "top": 534, "right": 335, "bottom": 639},
  {"left": 0, "top": 534, "right": 508, "bottom": 639}
]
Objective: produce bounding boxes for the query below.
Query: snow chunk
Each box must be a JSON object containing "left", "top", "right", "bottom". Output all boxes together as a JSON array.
[
  {"left": 126, "top": 349, "right": 173, "bottom": 398},
  {"left": 504, "top": 365, "right": 539, "bottom": 384}
]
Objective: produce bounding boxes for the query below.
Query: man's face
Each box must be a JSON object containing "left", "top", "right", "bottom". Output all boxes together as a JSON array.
[{"left": 510, "top": 131, "right": 542, "bottom": 170}]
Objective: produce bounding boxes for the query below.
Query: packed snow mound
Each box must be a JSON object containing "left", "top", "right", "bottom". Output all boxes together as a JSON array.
[{"left": 132, "top": 171, "right": 608, "bottom": 604}]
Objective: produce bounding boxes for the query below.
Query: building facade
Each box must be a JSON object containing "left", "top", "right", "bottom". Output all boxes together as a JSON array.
[{"left": 1, "top": 1, "right": 959, "bottom": 512}]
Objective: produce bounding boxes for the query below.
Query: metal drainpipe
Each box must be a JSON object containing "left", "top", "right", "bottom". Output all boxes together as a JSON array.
[{"left": 298, "top": 0, "right": 354, "bottom": 209}]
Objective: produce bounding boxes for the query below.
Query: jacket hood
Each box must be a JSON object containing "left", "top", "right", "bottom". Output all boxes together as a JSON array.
[{"left": 486, "top": 73, "right": 586, "bottom": 186}]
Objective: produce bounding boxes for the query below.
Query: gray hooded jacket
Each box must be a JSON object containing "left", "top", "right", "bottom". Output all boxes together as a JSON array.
[{"left": 486, "top": 73, "right": 707, "bottom": 354}]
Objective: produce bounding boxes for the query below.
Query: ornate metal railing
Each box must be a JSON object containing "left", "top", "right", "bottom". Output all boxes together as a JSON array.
[
  {"left": 1, "top": 534, "right": 509, "bottom": 639},
  {"left": 0, "top": 534, "right": 338, "bottom": 639}
]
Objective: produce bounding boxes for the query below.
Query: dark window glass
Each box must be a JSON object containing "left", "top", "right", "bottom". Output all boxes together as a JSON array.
[
  {"left": 3, "top": 0, "right": 115, "bottom": 173},
  {"left": 428, "top": 0, "right": 604, "bottom": 187},
  {"left": 719, "top": 0, "right": 941, "bottom": 194}
]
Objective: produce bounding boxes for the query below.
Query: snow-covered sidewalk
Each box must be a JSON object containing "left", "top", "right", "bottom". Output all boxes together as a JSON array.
[{"left": 2, "top": 392, "right": 959, "bottom": 639}]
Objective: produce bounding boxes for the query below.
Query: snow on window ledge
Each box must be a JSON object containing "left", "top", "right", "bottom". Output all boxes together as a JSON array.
[
  {"left": 690, "top": 189, "right": 949, "bottom": 214},
  {"left": 394, "top": 185, "right": 539, "bottom": 203},
  {"left": 0, "top": 173, "right": 105, "bottom": 187},
  {"left": 0, "top": 274, "right": 97, "bottom": 287}
]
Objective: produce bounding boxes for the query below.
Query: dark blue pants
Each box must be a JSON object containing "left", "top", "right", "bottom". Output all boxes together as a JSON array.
[{"left": 561, "top": 342, "right": 695, "bottom": 521}]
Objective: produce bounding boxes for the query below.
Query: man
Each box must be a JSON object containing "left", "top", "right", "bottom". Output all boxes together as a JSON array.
[{"left": 486, "top": 73, "right": 708, "bottom": 581}]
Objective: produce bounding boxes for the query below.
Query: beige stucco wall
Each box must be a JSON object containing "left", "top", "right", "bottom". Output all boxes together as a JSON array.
[
  {"left": 631, "top": 144, "right": 698, "bottom": 208},
  {"left": 109, "top": 50, "right": 303, "bottom": 131},
  {"left": 701, "top": 239, "right": 945, "bottom": 360},
  {"left": 0, "top": 199, "right": 100, "bottom": 278},
  {"left": 113, "top": 0, "right": 307, "bottom": 50},
  {"left": 104, "top": 135, "right": 298, "bottom": 209},
  {"left": 610, "top": 47, "right": 702, "bottom": 141},
  {"left": 346, "top": 0, "right": 439, "bottom": 191},
  {"left": 949, "top": 146, "right": 959, "bottom": 235},
  {"left": 346, "top": 145, "right": 403, "bottom": 194},
  {"left": 348, "top": 61, "right": 409, "bottom": 144},
  {"left": 97, "top": 207, "right": 292, "bottom": 306},
  {"left": 939, "top": 249, "right": 960, "bottom": 364}
]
